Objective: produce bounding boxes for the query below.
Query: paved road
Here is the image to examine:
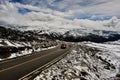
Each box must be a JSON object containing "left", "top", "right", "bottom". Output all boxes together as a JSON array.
[{"left": 0, "top": 45, "right": 71, "bottom": 80}]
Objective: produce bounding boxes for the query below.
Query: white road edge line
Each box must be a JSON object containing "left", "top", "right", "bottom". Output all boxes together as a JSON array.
[{"left": 19, "top": 48, "right": 72, "bottom": 80}]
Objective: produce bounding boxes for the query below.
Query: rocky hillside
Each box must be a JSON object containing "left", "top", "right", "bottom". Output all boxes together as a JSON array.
[
  {"left": 34, "top": 41, "right": 120, "bottom": 80},
  {"left": 0, "top": 26, "right": 42, "bottom": 41},
  {"left": 0, "top": 26, "right": 58, "bottom": 60},
  {"left": 36, "top": 29, "right": 120, "bottom": 43}
]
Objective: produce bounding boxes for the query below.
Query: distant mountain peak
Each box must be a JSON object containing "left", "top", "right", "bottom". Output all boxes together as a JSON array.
[
  {"left": 111, "top": 16, "right": 119, "bottom": 22},
  {"left": 105, "top": 16, "right": 119, "bottom": 27}
]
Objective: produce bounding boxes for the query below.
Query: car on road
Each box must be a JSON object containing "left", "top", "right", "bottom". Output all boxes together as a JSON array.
[{"left": 61, "top": 44, "right": 67, "bottom": 49}]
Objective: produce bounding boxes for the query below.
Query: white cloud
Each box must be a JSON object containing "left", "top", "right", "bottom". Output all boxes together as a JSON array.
[
  {"left": 1, "top": 0, "right": 120, "bottom": 20},
  {"left": 0, "top": 1, "right": 70, "bottom": 26},
  {"left": 0, "top": 0, "right": 120, "bottom": 32},
  {"left": 14, "top": 3, "right": 40, "bottom": 11},
  {"left": 43, "top": 0, "right": 120, "bottom": 19},
  {"left": 82, "top": 0, "right": 120, "bottom": 17}
]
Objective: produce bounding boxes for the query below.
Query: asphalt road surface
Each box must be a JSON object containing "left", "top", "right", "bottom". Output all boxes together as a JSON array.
[{"left": 0, "top": 45, "right": 71, "bottom": 80}]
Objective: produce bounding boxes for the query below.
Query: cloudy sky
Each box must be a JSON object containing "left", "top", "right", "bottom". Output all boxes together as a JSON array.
[{"left": 0, "top": 0, "right": 120, "bottom": 23}]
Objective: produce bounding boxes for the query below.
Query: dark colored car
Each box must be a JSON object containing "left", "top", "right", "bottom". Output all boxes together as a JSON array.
[{"left": 61, "top": 44, "right": 67, "bottom": 49}]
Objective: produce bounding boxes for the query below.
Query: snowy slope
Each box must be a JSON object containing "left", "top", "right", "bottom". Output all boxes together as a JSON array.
[
  {"left": 86, "top": 41, "right": 120, "bottom": 57},
  {"left": 0, "top": 38, "right": 58, "bottom": 61},
  {"left": 34, "top": 41, "right": 120, "bottom": 80}
]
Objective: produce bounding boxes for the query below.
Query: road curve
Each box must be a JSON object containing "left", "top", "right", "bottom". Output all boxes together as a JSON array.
[{"left": 0, "top": 45, "right": 71, "bottom": 80}]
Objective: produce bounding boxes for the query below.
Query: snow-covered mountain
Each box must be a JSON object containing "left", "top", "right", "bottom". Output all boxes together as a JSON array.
[
  {"left": 1, "top": 0, "right": 120, "bottom": 42},
  {"left": 1, "top": 9, "right": 120, "bottom": 42}
]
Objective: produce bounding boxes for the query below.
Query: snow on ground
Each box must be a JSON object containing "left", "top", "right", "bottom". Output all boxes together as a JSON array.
[
  {"left": 0, "top": 46, "right": 57, "bottom": 61},
  {"left": 86, "top": 41, "right": 120, "bottom": 76},
  {"left": 86, "top": 42, "right": 120, "bottom": 57},
  {"left": 85, "top": 41, "right": 120, "bottom": 78},
  {"left": 0, "top": 39, "right": 25, "bottom": 47},
  {"left": 4, "top": 46, "right": 57, "bottom": 61},
  {"left": 0, "top": 39, "right": 57, "bottom": 61},
  {"left": 34, "top": 41, "right": 120, "bottom": 80}
]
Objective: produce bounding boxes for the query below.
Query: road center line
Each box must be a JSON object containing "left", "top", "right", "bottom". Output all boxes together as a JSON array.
[{"left": 0, "top": 49, "right": 62, "bottom": 73}]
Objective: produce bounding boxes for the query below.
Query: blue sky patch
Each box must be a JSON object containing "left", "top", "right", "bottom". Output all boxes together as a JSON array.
[
  {"left": 10, "top": 0, "right": 23, "bottom": 3},
  {"left": 18, "top": 8, "right": 32, "bottom": 14}
]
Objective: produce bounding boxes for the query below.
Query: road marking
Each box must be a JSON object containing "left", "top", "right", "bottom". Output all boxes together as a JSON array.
[
  {"left": 19, "top": 48, "right": 72, "bottom": 80},
  {"left": 0, "top": 49, "right": 61, "bottom": 73}
]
